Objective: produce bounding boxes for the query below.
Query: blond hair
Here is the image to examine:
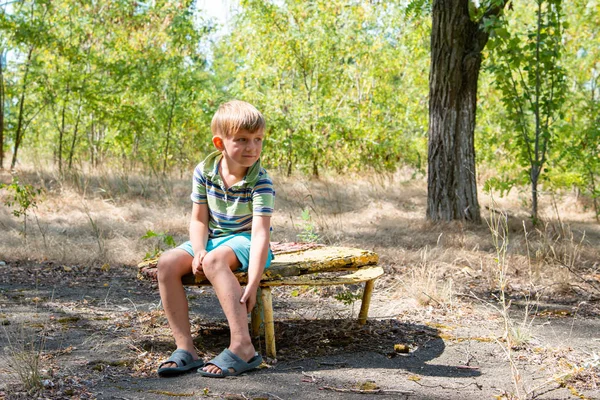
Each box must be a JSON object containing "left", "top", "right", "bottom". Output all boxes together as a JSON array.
[{"left": 211, "top": 100, "right": 265, "bottom": 137}]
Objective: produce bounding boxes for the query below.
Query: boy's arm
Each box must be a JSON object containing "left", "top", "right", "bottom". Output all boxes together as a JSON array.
[
  {"left": 240, "top": 215, "right": 271, "bottom": 313},
  {"left": 190, "top": 202, "right": 210, "bottom": 275}
]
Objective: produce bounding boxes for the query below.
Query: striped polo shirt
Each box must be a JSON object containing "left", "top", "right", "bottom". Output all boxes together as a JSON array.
[{"left": 190, "top": 151, "right": 275, "bottom": 238}]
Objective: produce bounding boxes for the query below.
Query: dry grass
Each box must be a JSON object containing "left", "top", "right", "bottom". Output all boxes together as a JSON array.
[
  {"left": 1, "top": 165, "right": 599, "bottom": 304},
  {"left": 1, "top": 324, "right": 46, "bottom": 392}
]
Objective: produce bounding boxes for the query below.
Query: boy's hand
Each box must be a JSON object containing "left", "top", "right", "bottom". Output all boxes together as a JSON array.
[
  {"left": 192, "top": 250, "right": 208, "bottom": 276},
  {"left": 240, "top": 286, "right": 257, "bottom": 314}
]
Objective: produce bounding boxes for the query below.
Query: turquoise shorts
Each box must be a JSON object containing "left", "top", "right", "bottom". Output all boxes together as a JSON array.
[{"left": 176, "top": 232, "right": 273, "bottom": 272}]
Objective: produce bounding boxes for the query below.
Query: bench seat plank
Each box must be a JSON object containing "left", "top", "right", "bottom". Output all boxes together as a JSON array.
[
  {"left": 259, "top": 266, "right": 384, "bottom": 286},
  {"left": 137, "top": 246, "right": 379, "bottom": 285}
]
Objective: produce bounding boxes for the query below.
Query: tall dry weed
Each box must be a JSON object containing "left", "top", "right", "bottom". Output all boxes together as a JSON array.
[
  {"left": 405, "top": 247, "right": 454, "bottom": 307},
  {"left": 485, "top": 206, "right": 526, "bottom": 399},
  {"left": 2, "top": 324, "right": 46, "bottom": 392},
  {"left": 526, "top": 219, "right": 600, "bottom": 296}
]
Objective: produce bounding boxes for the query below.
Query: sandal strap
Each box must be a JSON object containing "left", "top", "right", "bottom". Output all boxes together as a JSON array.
[
  {"left": 204, "top": 349, "right": 261, "bottom": 376},
  {"left": 159, "top": 349, "right": 194, "bottom": 369}
]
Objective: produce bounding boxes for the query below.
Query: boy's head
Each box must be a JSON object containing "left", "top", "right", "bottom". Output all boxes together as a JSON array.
[{"left": 211, "top": 100, "right": 265, "bottom": 138}]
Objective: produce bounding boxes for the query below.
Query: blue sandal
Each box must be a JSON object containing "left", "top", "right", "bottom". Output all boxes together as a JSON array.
[
  {"left": 197, "top": 349, "right": 263, "bottom": 378},
  {"left": 157, "top": 349, "right": 204, "bottom": 377}
]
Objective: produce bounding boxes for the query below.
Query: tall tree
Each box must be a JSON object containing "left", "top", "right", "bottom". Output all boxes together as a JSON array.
[
  {"left": 0, "top": 48, "right": 5, "bottom": 170},
  {"left": 426, "top": 0, "right": 508, "bottom": 223},
  {"left": 488, "top": 0, "right": 566, "bottom": 221}
]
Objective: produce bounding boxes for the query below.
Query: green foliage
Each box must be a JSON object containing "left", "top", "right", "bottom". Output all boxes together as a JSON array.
[
  {"left": 486, "top": 0, "right": 567, "bottom": 219},
  {"left": 477, "top": 0, "right": 599, "bottom": 221},
  {"left": 552, "top": 0, "right": 600, "bottom": 220},
  {"left": 296, "top": 208, "right": 320, "bottom": 243},
  {"left": 1, "top": 0, "right": 215, "bottom": 173},
  {"left": 0, "top": 0, "right": 598, "bottom": 220},
  {"left": 0, "top": 176, "right": 43, "bottom": 237},
  {"left": 334, "top": 288, "right": 362, "bottom": 306},
  {"left": 141, "top": 229, "right": 176, "bottom": 260},
  {"left": 405, "top": 0, "right": 431, "bottom": 17},
  {"left": 214, "top": 0, "right": 429, "bottom": 175}
]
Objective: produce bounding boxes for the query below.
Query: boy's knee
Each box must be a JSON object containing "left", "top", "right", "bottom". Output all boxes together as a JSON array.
[
  {"left": 156, "top": 251, "right": 181, "bottom": 281},
  {"left": 200, "top": 252, "right": 226, "bottom": 277}
]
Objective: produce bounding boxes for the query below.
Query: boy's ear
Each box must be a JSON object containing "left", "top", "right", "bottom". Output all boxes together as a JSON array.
[{"left": 212, "top": 136, "right": 224, "bottom": 151}]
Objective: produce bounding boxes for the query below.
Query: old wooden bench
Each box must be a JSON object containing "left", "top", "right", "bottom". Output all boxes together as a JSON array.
[{"left": 137, "top": 243, "right": 383, "bottom": 358}]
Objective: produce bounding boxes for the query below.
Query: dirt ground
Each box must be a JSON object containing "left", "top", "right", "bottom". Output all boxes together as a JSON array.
[
  {"left": 0, "top": 259, "right": 598, "bottom": 400},
  {"left": 1, "top": 169, "right": 599, "bottom": 399}
]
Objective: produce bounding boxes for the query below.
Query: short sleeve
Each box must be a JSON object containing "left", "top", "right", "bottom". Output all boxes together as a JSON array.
[
  {"left": 252, "top": 174, "right": 275, "bottom": 216},
  {"left": 190, "top": 164, "right": 207, "bottom": 204}
]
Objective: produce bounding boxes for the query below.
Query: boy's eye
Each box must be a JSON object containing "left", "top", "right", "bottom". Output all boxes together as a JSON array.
[{"left": 237, "top": 138, "right": 247, "bottom": 142}]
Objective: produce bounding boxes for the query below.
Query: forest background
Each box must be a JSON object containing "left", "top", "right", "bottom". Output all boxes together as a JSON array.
[
  {"left": 1, "top": 1, "right": 600, "bottom": 398},
  {"left": 0, "top": 0, "right": 598, "bottom": 221}
]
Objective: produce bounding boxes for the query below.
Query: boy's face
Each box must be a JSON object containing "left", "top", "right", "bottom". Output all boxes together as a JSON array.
[{"left": 213, "top": 129, "right": 264, "bottom": 169}]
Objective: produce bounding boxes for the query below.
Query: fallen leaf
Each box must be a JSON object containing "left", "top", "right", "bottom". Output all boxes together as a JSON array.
[{"left": 394, "top": 344, "right": 410, "bottom": 353}]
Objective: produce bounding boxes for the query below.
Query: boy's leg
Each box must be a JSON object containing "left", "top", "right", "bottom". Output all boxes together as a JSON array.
[
  {"left": 200, "top": 246, "right": 255, "bottom": 374},
  {"left": 157, "top": 249, "right": 199, "bottom": 367}
]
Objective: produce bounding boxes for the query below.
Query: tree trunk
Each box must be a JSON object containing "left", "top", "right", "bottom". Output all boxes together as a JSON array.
[
  {"left": 427, "top": 0, "right": 506, "bottom": 223},
  {"left": 11, "top": 47, "right": 34, "bottom": 170},
  {"left": 531, "top": 172, "right": 539, "bottom": 222},
  {"left": 67, "top": 100, "right": 82, "bottom": 170},
  {"left": 88, "top": 117, "right": 95, "bottom": 167},
  {"left": 0, "top": 49, "right": 5, "bottom": 170},
  {"left": 58, "top": 84, "right": 70, "bottom": 173},
  {"left": 163, "top": 79, "right": 179, "bottom": 174},
  {"left": 285, "top": 127, "right": 293, "bottom": 177}
]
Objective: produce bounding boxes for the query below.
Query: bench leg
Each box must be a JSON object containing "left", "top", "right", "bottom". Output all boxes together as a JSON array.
[
  {"left": 358, "top": 279, "right": 375, "bottom": 325},
  {"left": 251, "top": 287, "right": 263, "bottom": 339},
  {"left": 261, "top": 287, "right": 276, "bottom": 359}
]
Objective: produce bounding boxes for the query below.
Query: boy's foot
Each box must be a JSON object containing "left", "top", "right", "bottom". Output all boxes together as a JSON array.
[
  {"left": 198, "top": 348, "right": 262, "bottom": 378},
  {"left": 157, "top": 349, "right": 204, "bottom": 377}
]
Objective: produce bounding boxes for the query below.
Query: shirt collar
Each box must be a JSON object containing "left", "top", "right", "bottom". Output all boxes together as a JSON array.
[{"left": 203, "top": 151, "right": 262, "bottom": 187}]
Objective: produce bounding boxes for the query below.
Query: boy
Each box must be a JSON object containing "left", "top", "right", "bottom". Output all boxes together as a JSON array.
[{"left": 156, "top": 100, "right": 274, "bottom": 378}]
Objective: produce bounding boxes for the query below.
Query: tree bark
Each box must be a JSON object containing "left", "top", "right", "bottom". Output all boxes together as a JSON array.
[
  {"left": 427, "top": 0, "right": 507, "bottom": 223},
  {"left": 163, "top": 78, "right": 179, "bottom": 174},
  {"left": 0, "top": 49, "right": 5, "bottom": 170},
  {"left": 11, "top": 46, "right": 34, "bottom": 170},
  {"left": 58, "top": 83, "right": 70, "bottom": 173},
  {"left": 67, "top": 97, "right": 82, "bottom": 170}
]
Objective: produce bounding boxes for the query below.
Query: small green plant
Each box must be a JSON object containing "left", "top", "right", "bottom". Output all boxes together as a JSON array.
[
  {"left": 334, "top": 288, "right": 363, "bottom": 317},
  {"left": 296, "top": 208, "right": 320, "bottom": 243},
  {"left": 142, "top": 230, "right": 177, "bottom": 259},
  {"left": 0, "top": 176, "right": 43, "bottom": 240},
  {"left": 334, "top": 289, "right": 362, "bottom": 306}
]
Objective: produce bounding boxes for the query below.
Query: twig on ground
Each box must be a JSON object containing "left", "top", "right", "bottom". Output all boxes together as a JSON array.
[
  {"left": 146, "top": 389, "right": 195, "bottom": 397},
  {"left": 411, "top": 381, "right": 483, "bottom": 391},
  {"left": 421, "top": 291, "right": 442, "bottom": 306},
  {"left": 456, "top": 365, "right": 480, "bottom": 370},
  {"left": 320, "top": 386, "right": 414, "bottom": 395},
  {"left": 302, "top": 371, "right": 323, "bottom": 383},
  {"left": 318, "top": 361, "right": 348, "bottom": 367}
]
